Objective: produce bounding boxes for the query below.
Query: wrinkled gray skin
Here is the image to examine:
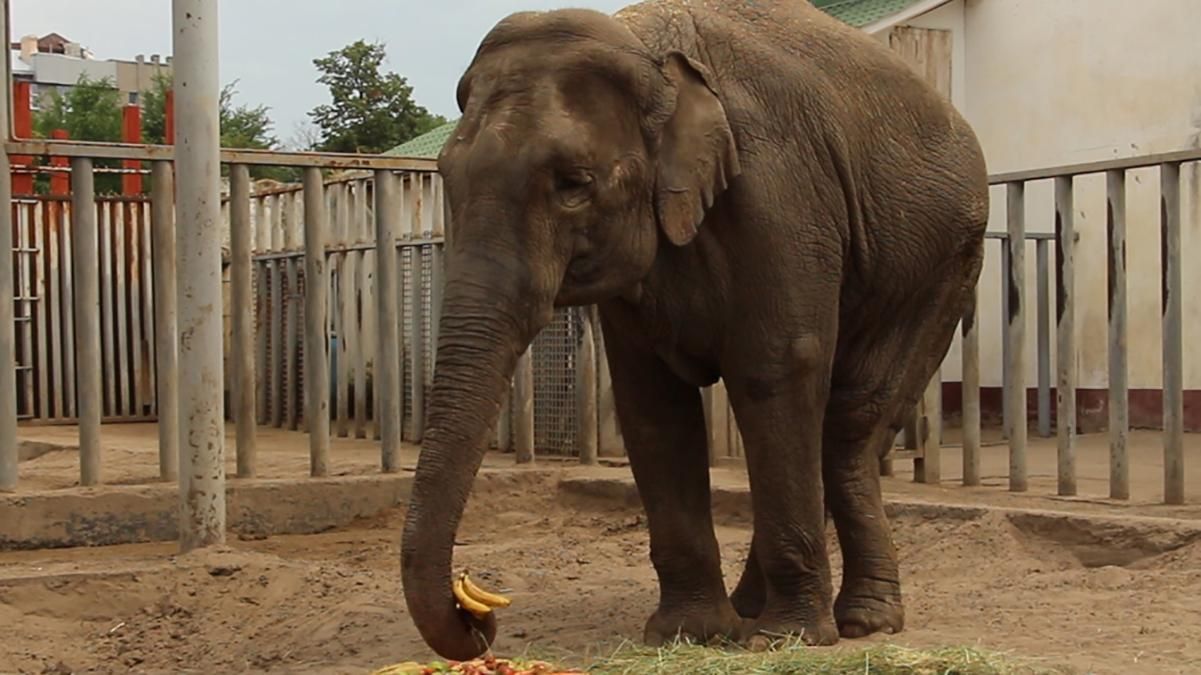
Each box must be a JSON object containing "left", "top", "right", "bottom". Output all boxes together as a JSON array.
[{"left": 400, "top": 0, "right": 988, "bottom": 661}]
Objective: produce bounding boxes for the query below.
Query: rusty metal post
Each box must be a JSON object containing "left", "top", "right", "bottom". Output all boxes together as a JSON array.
[
  {"left": 576, "top": 309, "right": 598, "bottom": 465},
  {"left": 71, "top": 158, "right": 103, "bottom": 486},
  {"left": 151, "top": 161, "right": 179, "bottom": 481},
  {"left": 1006, "top": 182, "right": 1027, "bottom": 492},
  {"left": 303, "top": 167, "right": 331, "bottom": 476},
  {"left": 375, "top": 170, "right": 402, "bottom": 472},
  {"left": 961, "top": 290, "right": 980, "bottom": 486},
  {"left": 1036, "top": 239, "right": 1051, "bottom": 438},
  {"left": 1054, "top": 175, "right": 1076, "bottom": 496},
  {"left": 514, "top": 347, "right": 535, "bottom": 464},
  {"left": 1106, "top": 169, "right": 1129, "bottom": 500},
  {"left": 230, "top": 164, "right": 256, "bottom": 477},
  {"left": 0, "top": 5, "right": 18, "bottom": 490},
  {"left": 173, "top": 0, "right": 226, "bottom": 550},
  {"left": 1160, "top": 162, "right": 1184, "bottom": 505}
]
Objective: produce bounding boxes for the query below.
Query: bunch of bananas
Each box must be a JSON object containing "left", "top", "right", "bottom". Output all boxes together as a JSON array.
[{"left": 452, "top": 570, "right": 512, "bottom": 620}]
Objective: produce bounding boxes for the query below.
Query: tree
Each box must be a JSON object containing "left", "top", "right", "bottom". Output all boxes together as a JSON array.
[
  {"left": 141, "top": 72, "right": 294, "bottom": 181},
  {"left": 307, "top": 39, "right": 447, "bottom": 154},
  {"left": 33, "top": 73, "right": 124, "bottom": 193}
]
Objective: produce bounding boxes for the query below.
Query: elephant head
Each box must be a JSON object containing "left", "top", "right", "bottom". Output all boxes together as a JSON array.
[{"left": 399, "top": 8, "right": 741, "bottom": 660}]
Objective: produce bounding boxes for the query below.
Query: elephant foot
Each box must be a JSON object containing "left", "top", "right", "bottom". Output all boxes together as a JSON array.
[
  {"left": 643, "top": 602, "right": 746, "bottom": 647},
  {"left": 730, "top": 582, "right": 765, "bottom": 620},
  {"left": 743, "top": 613, "right": 840, "bottom": 648},
  {"left": 835, "top": 577, "right": 904, "bottom": 638}
]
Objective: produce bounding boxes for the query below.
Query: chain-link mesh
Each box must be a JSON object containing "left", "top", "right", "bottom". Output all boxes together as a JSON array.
[
  {"left": 532, "top": 307, "right": 582, "bottom": 455},
  {"left": 400, "top": 246, "right": 414, "bottom": 439}
]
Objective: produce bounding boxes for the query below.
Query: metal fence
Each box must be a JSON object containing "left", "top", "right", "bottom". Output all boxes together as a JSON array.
[{"left": 1, "top": 2, "right": 1198, "bottom": 561}]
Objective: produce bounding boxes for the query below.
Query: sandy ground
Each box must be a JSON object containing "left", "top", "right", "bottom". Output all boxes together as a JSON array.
[{"left": 2, "top": 464, "right": 1201, "bottom": 675}]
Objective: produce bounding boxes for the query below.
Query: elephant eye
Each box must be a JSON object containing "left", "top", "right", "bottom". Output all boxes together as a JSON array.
[{"left": 554, "top": 170, "right": 594, "bottom": 208}]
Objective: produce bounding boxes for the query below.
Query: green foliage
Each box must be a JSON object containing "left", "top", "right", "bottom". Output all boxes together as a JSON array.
[
  {"left": 32, "top": 74, "right": 124, "bottom": 193},
  {"left": 140, "top": 72, "right": 296, "bottom": 182},
  {"left": 307, "top": 39, "right": 447, "bottom": 154},
  {"left": 33, "top": 74, "right": 123, "bottom": 141}
]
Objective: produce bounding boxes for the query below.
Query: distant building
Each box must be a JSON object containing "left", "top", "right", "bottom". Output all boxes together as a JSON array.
[{"left": 10, "top": 32, "right": 172, "bottom": 109}]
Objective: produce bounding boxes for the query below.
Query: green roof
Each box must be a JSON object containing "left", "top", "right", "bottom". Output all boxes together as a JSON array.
[
  {"left": 386, "top": 0, "right": 926, "bottom": 158},
  {"left": 813, "top": 0, "right": 927, "bottom": 27},
  {"left": 385, "top": 120, "right": 458, "bottom": 158}
]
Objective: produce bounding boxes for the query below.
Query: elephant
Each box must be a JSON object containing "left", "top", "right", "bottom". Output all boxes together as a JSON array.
[{"left": 399, "top": 0, "right": 989, "bottom": 661}]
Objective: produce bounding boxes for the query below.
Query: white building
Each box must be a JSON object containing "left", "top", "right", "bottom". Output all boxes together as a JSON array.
[
  {"left": 11, "top": 32, "right": 172, "bottom": 109},
  {"left": 853, "top": 0, "right": 1201, "bottom": 432}
]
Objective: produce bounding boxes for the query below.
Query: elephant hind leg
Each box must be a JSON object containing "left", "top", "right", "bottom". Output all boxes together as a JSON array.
[{"left": 823, "top": 261, "right": 978, "bottom": 639}]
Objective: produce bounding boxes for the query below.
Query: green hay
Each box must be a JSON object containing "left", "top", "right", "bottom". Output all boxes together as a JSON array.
[{"left": 576, "top": 638, "right": 1068, "bottom": 675}]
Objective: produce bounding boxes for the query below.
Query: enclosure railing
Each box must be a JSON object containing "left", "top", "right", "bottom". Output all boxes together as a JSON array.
[{"left": 969, "top": 148, "right": 1201, "bottom": 505}]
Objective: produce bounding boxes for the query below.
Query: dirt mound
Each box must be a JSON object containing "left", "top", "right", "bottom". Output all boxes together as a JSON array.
[{"left": 2, "top": 472, "right": 1200, "bottom": 674}]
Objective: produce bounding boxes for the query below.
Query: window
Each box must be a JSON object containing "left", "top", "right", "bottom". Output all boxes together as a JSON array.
[{"left": 128, "top": 91, "right": 139, "bottom": 105}]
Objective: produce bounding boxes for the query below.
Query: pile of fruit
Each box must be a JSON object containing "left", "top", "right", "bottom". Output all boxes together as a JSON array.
[{"left": 369, "top": 656, "right": 584, "bottom": 674}]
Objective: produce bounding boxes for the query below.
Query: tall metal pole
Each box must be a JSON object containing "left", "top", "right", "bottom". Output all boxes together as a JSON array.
[
  {"left": 229, "top": 164, "right": 257, "bottom": 477},
  {"left": 0, "top": 0, "right": 19, "bottom": 492},
  {"left": 71, "top": 159, "right": 103, "bottom": 486},
  {"left": 151, "top": 161, "right": 179, "bottom": 481},
  {"left": 173, "top": 0, "right": 226, "bottom": 552},
  {"left": 303, "top": 167, "right": 331, "bottom": 476},
  {"left": 375, "top": 170, "right": 402, "bottom": 472}
]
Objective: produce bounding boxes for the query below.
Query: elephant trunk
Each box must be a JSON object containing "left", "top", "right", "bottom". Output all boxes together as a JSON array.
[{"left": 400, "top": 251, "right": 551, "bottom": 661}]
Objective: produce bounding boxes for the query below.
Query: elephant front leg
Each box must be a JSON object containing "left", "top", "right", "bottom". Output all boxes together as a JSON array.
[
  {"left": 726, "top": 354, "right": 840, "bottom": 647},
  {"left": 603, "top": 323, "right": 743, "bottom": 646}
]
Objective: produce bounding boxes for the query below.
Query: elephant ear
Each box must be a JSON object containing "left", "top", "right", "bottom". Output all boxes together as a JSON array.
[{"left": 652, "top": 52, "right": 741, "bottom": 247}]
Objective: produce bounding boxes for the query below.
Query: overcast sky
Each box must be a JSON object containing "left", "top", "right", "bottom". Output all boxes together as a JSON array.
[{"left": 14, "top": 0, "right": 629, "bottom": 147}]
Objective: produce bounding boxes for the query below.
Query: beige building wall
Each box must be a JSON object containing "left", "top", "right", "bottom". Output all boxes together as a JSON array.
[
  {"left": 960, "top": 0, "right": 1201, "bottom": 394},
  {"left": 875, "top": 0, "right": 1201, "bottom": 400}
]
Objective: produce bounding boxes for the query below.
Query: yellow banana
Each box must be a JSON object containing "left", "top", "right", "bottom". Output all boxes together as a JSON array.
[
  {"left": 460, "top": 572, "right": 512, "bottom": 609},
  {"left": 453, "top": 573, "right": 493, "bottom": 619}
]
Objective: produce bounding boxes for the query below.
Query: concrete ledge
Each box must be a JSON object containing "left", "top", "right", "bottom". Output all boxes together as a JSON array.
[
  {"left": 558, "top": 476, "right": 1201, "bottom": 565},
  {"left": 0, "top": 474, "right": 415, "bottom": 551}
]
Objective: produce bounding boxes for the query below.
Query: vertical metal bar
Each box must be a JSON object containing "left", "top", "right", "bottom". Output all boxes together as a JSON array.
[
  {"left": 0, "top": 12, "right": 17, "bottom": 487},
  {"left": 230, "top": 164, "right": 256, "bottom": 477},
  {"left": 514, "top": 346, "right": 535, "bottom": 464},
  {"left": 408, "top": 245, "right": 425, "bottom": 442},
  {"left": 1160, "top": 162, "right": 1184, "bottom": 505},
  {"left": 1036, "top": 239, "right": 1051, "bottom": 438},
  {"left": 1000, "top": 241, "right": 1011, "bottom": 439},
  {"left": 255, "top": 260, "right": 268, "bottom": 425},
  {"left": 284, "top": 257, "right": 299, "bottom": 430},
  {"left": 702, "top": 386, "right": 719, "bottom": 468},
  {"left": 173, "top": 0, "right": 225, "bottom": 551},
  {"left": 71, "top": 159, "right": 103, "bottom": 486},
  {"left": 576, "top": 309, "right": 598, "bottom": 465},
  {"left": 375, "top": 170, "right": 402, "bottom": 473},
  {"left": 429, "top": 244, "right": 444, "bottom": 370},
  {"left": 113, "top": 203, "right": 129, "bottom": 416},
  {"left": 961, "top": 290, "right": 980, "bottom": 486},
  {"left": 269, "top": 258, "right": 283, "bottom": 427},
  {"left": 303, "top": 167, "right": 331, "bottom": 477},
  {"left": 353, "top": 181, "right": 371, "bottom": 439},
  {"left": 1054, "top": 175, "right": 1076, "bottom": 497},
  {"left": 917, "top": 369, "right": 942, "bottom": 483},
  {"left": 100, "top": 204, "right": 115, "bottom": 415},
  {"left": 498, "top": 385, "right": 513, "bottom": 451},
  {"left": 61, "top": 201, "right": 76, "bottom": 419},
  {"left": 1106, "top": 169, "right": 1129, "bottom": 500},
  {"left": 1006, "top": 182, "right": 1027, "bottom": 492},
  {"left": 151, "top": 161, "right": 178, "bottom": 481}
]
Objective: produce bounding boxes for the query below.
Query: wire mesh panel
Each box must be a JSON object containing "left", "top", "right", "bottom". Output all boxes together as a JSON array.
[
  {"left": 400, "top": 245, "right": 415, "bottom": 439},
  {"left": 532, "top": 307, "right": 582, "bottom": 455}
]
